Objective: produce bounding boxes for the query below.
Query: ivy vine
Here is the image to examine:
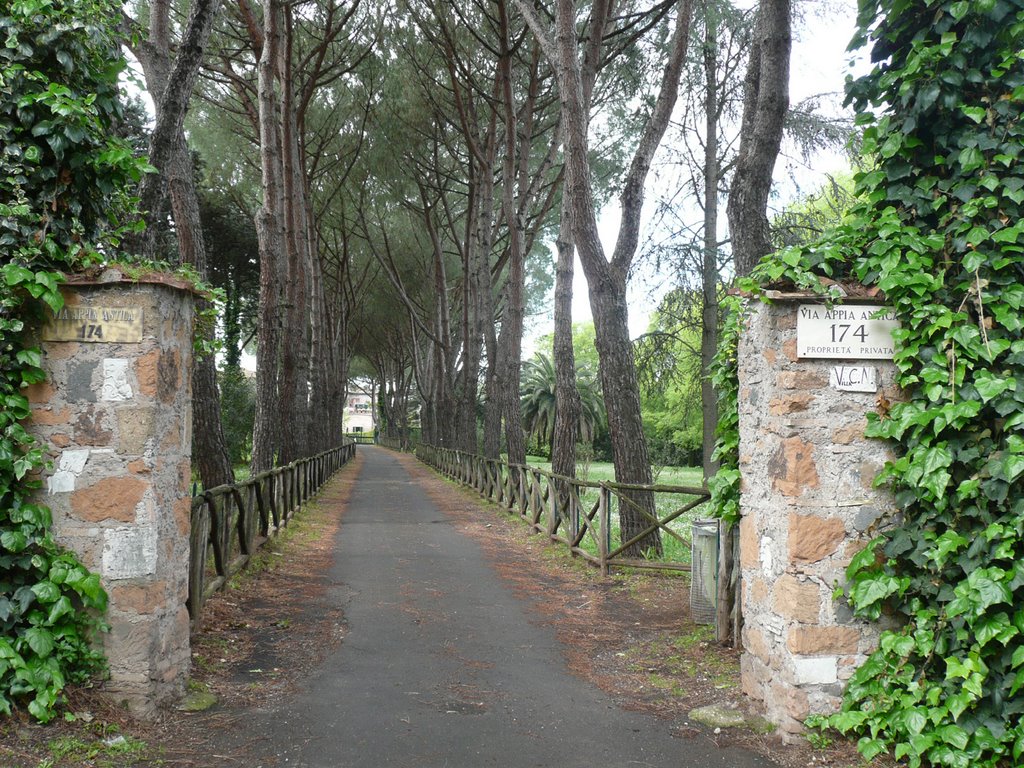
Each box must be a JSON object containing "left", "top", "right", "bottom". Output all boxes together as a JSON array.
[
  {"left": 712, "top": 1, "right": 1024, "bottom": 765},
  {"left": 1, "top": 0, "right": 150, "bottom": 721}
]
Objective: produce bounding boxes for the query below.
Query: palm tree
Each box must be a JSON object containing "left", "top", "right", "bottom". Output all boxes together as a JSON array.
[{"left": 520, "top": 353, "right": 605, "bottom": 456}]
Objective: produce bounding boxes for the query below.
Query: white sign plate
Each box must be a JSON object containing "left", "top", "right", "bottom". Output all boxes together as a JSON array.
[
  {"left": 829, "top": 365, "right": 878, "bottom": 393},
  {"left": 797, "top": 304, "right": 898, "bottom": 360}
]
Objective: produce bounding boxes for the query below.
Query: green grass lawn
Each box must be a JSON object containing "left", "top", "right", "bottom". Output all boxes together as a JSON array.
[
  {"left": 523, "top": 456, "right": 712, "bottom": 565},
  {"left": 524, "top": 456, "right": 704, "bottom": 488}
]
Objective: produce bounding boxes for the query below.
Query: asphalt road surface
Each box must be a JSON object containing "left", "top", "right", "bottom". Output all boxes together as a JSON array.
[{"left": 236, "top": 446, "right": 776, "bottom": 768}]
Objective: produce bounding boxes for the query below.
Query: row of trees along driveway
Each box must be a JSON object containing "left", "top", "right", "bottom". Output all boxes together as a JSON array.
[{"left": 129, "top": 0, "right": 798, "bottom": 565}]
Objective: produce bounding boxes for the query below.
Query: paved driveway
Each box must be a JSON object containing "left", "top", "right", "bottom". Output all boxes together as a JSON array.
[{"left": 231, "top": 447, "right": 776, "bottom": 768}]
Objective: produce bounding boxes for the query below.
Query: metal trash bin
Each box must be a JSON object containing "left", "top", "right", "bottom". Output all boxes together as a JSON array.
[{"left": 690, "top": 519, "right": 719, "bottom": 624}]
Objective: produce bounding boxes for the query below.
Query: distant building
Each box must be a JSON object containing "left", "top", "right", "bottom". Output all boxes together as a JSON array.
[{"left": 343, "top": 391, "right": 375, "bottom": 433}]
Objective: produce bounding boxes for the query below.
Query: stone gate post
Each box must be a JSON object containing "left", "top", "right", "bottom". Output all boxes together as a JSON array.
[
  {"left": 736, "top": 294, "right": 900, "bottom": 738},
  {"left": 28, "top": 271, "right": 194, "bottom": 715}
]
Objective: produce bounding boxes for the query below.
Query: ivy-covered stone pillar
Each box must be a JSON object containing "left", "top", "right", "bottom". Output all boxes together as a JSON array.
[
  {"left": 28, "top": 271, "right": 194, "bottom": 715},
  {"left": 737, "top": 294, "right": 900, "bottom": 738}
]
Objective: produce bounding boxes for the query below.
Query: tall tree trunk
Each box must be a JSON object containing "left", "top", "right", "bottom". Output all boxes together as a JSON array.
[
  {"left": 551, "top": 207, "right": 581, "bottom": 513},
  {"left": 130, "top": 0, "right": 222, "bottom": 262},
  {"left": 550, "top": 0, "right": 606, "bottom": 496},
  {"left": 251, "top": 0, "right": 287, "bottom": 474},
  {"left": 128, "top": 0, "right": 233, "bottom": 490},
  {"left": 482, "top": 320, "right": 502, "bottom": 459},
  {"left": 496, "top": 0, "right": 526, "bottom": 468},
  {"left": 588, "top": 273, "right": 660, "bottom": 555},
  {"left": 701, "top": 0, "right": 720, "bottom": 480},
  {"left": 167, "top": 139, "right": 235, "bottom": 490},
  {"left": 726, "top": 0, "right": 791, "bottom": 277},
  {"left": 540, "top": 0, "right": 693, "bottom": 556},
  {"left": 277, "top": 12, "right": 312, "bottom": 464}
]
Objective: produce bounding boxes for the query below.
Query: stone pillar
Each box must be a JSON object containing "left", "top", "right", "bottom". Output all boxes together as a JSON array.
[
  {"left": 737, "top": 297, "right": 899, "bottom": 738},
  {"left": 28, "top": 273, "right": 194, "bottom": 715}
]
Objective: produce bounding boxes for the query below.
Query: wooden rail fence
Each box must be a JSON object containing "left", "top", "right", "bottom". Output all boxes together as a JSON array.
[
  {"left": 412, "top": 443, "right": 710, "bottom": 575},
  {"left": 188, "top": 441, "right": 357, "bottom": 627},
  {"left": 377, "top": 434, "right": 413, "bottom": 452}
]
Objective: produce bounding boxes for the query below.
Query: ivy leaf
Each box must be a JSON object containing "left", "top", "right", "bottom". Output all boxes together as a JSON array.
[
  {"left": 905, "top": 708, "right": 928, "bottom": 734},
  {"left": 2, "top": 264, "right": 35, "bottom": 287},
  {"left": 856, "top": 737, "right": 888, "bottom": 761},
  {"left": 1, "top": 530, "right": 29, "bottom": 553},
  {"left": 926, "top": 530, "right": 968, "bottom": 567},
  {"left": 30, "top": 580, "right": 59, "bottom": 605},
  {"left": 961, "top": 105, "right": 987, "bottom": 123},
  {"left": 24, "top": 627, "right": 54, "bottom": 658},
  {"left": 830, "top": 710, "right": 869, "bottom": 732},
  {"left": 46, "top": 596, "right": 72, "bottom": 625},
  {"left": 1005, "top": 455, "right": 1024, "bottom": 483},
  {"left": 946, "top": 690, "right": 974, "bottom": 723},
  {"left": 847, "top": 539, "right": 881, "bottom": 577},
  {"left": 850, "top": 574, "right": 905, "bottom": 610},
  {"left": 975, "top": 613, "right": 1017, "bottom": 646},
  {"left": 974, "top": 371, "right": 1015, "bottom": 402},
  {"left": 1013, "top": 646, "right": 1024, "bottom": 669}
]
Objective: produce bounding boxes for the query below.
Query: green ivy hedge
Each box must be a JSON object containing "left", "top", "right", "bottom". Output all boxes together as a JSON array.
[
  {"left": 1, "top": 0, "right": 149, "bottom": 721},
  {"left": 712, "top": 1, "right": 1024, "bottom": 765}
]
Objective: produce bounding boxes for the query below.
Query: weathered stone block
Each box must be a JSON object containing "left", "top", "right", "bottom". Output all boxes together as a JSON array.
[
  {"left": 71, "top": 477, "right": 147, "bottom": 523},
  {"left": 860, "top": 459, "right": 883, "bottom": 489},
  {"left": 173, "top": 496, "right": 191, "bottom": 536},
  {"left": 744, "top": 624, "right": 772, "bottom": 665},
  {"left": 832, "top": 421, "right": 867, "bottom": 445},
  {"left": 109, "top": 583, "right": 168, "bottom": 615},
  {"left": 136, "top": 349, "right": 160, "bottom": 398},
  {"left": 749, "top": 577, "right": 769, "bottom": 606},
  {"left": 127, "top": 459, "right": 150, "bottom": 475},
  {"left": 768, "top": 437, "right": 819, "bottom": 497},
  {"left": 72, "top": 406, "right": 113, "bottom": 446},
  {"left": 769, "top": 393, "right": 815, "bottom": 415},
  {"left": 782, "top": 338, "right": 799, "bottom": 362},
  {"left": 31, "top": 406, "right": 72, "bottom": 426},
  {"left": 773, "top": 681, "right": 809, "bottom": 720},
  {"left": 740, "top": 656, "right": 766, "bottom": 701},
  {"left": 67, "top": 360, "right": 99, "bottom": 402},
  {"left": 739, "top": 513, "right": 759, "bottom": 568},
  {"left": 776, "top": 370, "right": 825, "bottom": 390},
  {"left": 788, "top": 512, "right": 845, "bottom": 563},
  {"left": 157, "top": 349, "right": 181, "bottom": 404},
  {"left": 772, "top": 574, "right": 820, "bottom": 624},
  {"left": 853, "top": 505, "right": 883, "bottom": 532},
  {"left": 786, "top": 626, "right": 861, "bottom": 655},
  {"left": 116, "top": 407, "right": 156, "bottom": 455},
  {"left": 25, "top": 380, "right": 56, "bottom": 403}
]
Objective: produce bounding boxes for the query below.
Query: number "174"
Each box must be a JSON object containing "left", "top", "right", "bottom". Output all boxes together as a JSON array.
[{"left": 830, "top": 323, "right": 867, "bottom": 343}]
